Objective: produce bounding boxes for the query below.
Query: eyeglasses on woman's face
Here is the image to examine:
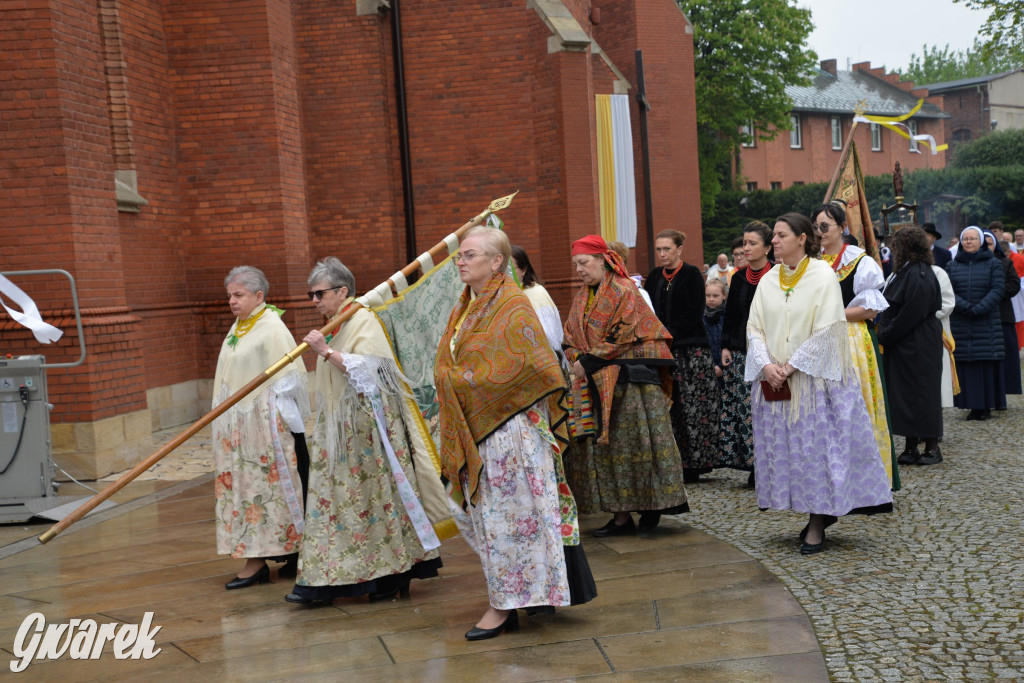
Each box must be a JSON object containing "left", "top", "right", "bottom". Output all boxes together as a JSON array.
[
  {"left": 814, "top": 221, "right": 837, "bottom": 234},
  {"left": 308, "top": 286, "right": 342, "bottom": 301},
  {"left": 455, "top": 250, "right": 489, "bottom": 264}
]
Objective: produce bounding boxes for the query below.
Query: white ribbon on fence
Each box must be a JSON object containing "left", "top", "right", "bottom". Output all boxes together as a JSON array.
[{"left": 0, "top": 274, "right": 63, "bottom": 344}]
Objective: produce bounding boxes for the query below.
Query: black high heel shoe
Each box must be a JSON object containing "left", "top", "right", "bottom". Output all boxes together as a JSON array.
[
  {"left": 465, "top": 609, "right": 519, "bottom": 640},
  {"left": 225, "top": 563, "right": 270, "bottom": 590}
]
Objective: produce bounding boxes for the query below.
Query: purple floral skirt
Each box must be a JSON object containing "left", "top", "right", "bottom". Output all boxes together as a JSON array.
[{"left": 751, "top": 376, "right": 893, "bottom": 516}]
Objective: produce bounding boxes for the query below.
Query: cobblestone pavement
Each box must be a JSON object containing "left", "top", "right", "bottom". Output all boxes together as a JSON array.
[{"left": 679, "top": 401, "right": 1024, "bottom": 681}]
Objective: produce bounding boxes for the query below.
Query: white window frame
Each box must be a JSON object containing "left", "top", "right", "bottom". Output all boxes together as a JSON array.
[
  {"left": 740, "top": 121, "right": 755, "bottom": 147},
  {"left": 831, "top": 116, "right": 842, "bottom": 150},
  {"left": 871, "top": 122, "right": 882, "bottom": 151},
  {"left": 790, "top": 115, "right": 802, "bottom": 148},
  {"left": 908, "top": 120, "right": 919, "bottom": 152}
]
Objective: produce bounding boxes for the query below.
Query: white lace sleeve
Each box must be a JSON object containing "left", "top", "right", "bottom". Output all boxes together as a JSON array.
[
  {"left": 787, "top": 321, "right": 849, "bottom": 381},
  {"left": 744, "top": 329, "right": 772, "bottom": 382},
  {"left": 339, "top": 353, "right": 413, "bottom": 398},
  {"left": 272, "top": 371, "right": 308, "bottom": 434},
  {"left": 850, "top": 257, "right": 889, "bottom": 312}
]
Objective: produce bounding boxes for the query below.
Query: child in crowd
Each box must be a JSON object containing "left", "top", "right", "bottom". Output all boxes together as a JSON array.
[{"left": 703, "top": 279, "right": 728, "bottom": 386}]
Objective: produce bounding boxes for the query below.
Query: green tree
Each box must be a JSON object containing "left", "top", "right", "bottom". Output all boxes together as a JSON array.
[
  {"left": 678, "top": 0, "right": 818, "bottom": 218},
  {"left": 954, "top": 0, "right": 1024, "bottom": 62},
  {"left": 897, "top": 39, "right": 1022, "bottom": 85}
]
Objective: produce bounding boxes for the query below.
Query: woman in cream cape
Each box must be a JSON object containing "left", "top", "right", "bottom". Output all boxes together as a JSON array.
[{"left": 746, "top": 214, "right": 893, "bottom": 555}]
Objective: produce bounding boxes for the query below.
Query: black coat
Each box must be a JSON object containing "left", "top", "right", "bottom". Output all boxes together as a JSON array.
[
  {"left": 720, "top": 268, "right": 759, "bottom": 352},
  {"left": 644, "top": 264, "right": 708, "bottom": 350},
  {"left": 931, "top": 244, "right": 952, "bottom": 268},
  {"left": 876, "top": 261, "right": 943, "bottom": 438},
  {"left": 995, "top": 253, "right": 1021, "bottom": 325},
  {"left": 946, "top": 247, "right": 1005, "bottom": 362}
]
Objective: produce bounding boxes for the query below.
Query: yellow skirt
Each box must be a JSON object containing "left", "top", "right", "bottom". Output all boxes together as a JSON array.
[{"left": 848, "top": 321, "right": 894, "bottom": 486}]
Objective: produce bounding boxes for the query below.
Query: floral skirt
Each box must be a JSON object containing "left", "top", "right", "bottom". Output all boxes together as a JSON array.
[
  {"left": 449, "top": 410, "right": 571, "bottom": 611},
  {"left": 214, "top": 402, "right": 304, "bottom": 559},
  {"left": 751, "top": 377, "right": 893, "bottom": 517},
  {"left": 717, "top": 351, "right": 753, "bottom": 471},
  {"left": 671, "top": 347, "right": 722, "bottom": 470},
  {"left": 296, "top": 393, "right": 440, "bottom": 593},
  {"left": 567, "top": 382, "right": 689, "bottom": 515}
]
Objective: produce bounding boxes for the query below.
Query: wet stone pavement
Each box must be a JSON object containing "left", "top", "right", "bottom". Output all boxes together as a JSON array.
[
  {"left": 681, "top": 400, "right": 1024, "bottom": 681},
  {"left": 0, "top": 397, "right": 1022, "bottom": 679}
]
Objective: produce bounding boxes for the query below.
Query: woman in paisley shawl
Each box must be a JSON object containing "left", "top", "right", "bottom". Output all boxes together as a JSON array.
[
  {"left": 719, "top": 222, "right": 774, "bottom": 485},
  {"left": 644, "top": 230, "right": 719, "bottom": 483},
  {"left": 563, "top": 235, "right": 689, "bottom": 537},
  {"left": 285, "top": 257, "right": 444, "bottom": 606},
  {"left": 747, "top": 214, "right": 892, "bottom": 555},
  {"left": 813, "top": 201, "right": 898, "bottom": 489},
  {"left": 436, "top": 226, "right": 595, "bottom": 641},
  {"left": 213, "top": 266, "right": 309, "bottom": 589}
]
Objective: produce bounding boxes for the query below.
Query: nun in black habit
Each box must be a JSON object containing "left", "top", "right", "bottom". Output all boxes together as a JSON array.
[{"left": 877, "top": 227, "right": 944, "bottom": 466}]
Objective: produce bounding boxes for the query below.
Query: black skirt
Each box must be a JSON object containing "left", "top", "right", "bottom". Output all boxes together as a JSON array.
[
  {"left": 954, "top": 361, "right": 1005, "bottom": 411},
  {"left": 290, "top": 556, "right": 443, "bottom": 601}
]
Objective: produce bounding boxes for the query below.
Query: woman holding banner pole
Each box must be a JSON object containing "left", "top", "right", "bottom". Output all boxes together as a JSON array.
[{"left": 286, "top": 257, "right": 443, "bottom": 605}]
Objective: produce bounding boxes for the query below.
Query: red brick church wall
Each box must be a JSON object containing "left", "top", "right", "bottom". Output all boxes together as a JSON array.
[{"left": 1, "top": 0, "right": 701, "bottom": 476}]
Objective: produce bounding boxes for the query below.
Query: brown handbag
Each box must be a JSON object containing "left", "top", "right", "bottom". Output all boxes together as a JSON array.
[{"left": 760, "top": 379, "right": 791, "bottom": 401}]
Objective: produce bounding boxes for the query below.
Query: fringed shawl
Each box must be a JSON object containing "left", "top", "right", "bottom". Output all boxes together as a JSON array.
[
  {"left": 563, "top": 269, "right": 674, "bottom": 444},
  {"left": 435, "top": 272, "right": 567, "bottom": 509}
]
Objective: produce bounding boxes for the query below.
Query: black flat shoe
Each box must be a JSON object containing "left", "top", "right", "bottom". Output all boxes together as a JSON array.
[
  {"left": 746, "top": 471, "right": 755, "bottom": 489},
  {"left": 637, "top": 511, "right": 661, "bottom": 533},
  {"left": 369, "top": 576, "right": 411, "bottom": 602},
  {"left": 592, "top": 517, "right": 636, "bottom": 538},
  {"left": 525, "top": 605, "right": 556, "bottom": 616},
  {"left": 465, "top": 610, "right": 518, "bottom": 641},
  {"left": 284, "top": 592, "right": 328, "bottom": 606},
  {"left": 896, "top": 449, "right": 920, "bottom": 466},
  {"left": 800, "top": 533, "right": 826, "bottom": 555},
  {"left": 917, "top": 447, "right": 943, "bottom": 465},
  {"left": 798, "top": 515, "right": 837, "bottom": 543},
  {"left": 277, "top": 555, "right": 298, "bottom": 578},
  {"left": 683, "top": 469, "right": 702, "bottom": 484},
  {"left": 225, "top": 563, "right": 269, "bottom": 590}
]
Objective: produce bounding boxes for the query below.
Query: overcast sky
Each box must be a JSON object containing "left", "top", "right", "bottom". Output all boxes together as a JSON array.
[{"left": 800, "top": 0, "right": 990, "bottom": 76}]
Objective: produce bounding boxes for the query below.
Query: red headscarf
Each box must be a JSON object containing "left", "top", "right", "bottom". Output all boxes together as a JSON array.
[{"left": 571, "top": 235, "right": 630, "bottom": 279}]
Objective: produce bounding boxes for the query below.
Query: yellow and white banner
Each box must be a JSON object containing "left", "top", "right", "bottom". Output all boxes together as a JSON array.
[
  {"left": 596, "top": 94, "right": 637, "bottom": 247},
  {"left": 854, "top": 99, "right": 949, "bottom": 155}
]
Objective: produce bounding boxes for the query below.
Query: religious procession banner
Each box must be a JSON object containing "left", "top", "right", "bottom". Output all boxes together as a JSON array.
[
  {"left": 830, "top": 141, "right": 880, "bottom": 264},
  {"left": 365, "top": 255, "right": 463, "bottom": 540},
  {"left": 596, "top": 93, "right": 637, "bottom": 247}
]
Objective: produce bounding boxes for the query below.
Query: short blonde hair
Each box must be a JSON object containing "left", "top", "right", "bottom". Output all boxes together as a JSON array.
[
  {"left": 705, "top": 279, "right": 728, "bottom": 297},
  {"left": 464, "top": 225, "right": 511, "bottom": 272}
]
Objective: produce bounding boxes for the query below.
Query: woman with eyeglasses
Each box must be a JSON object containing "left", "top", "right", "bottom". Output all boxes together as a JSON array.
[
  {"left": 747, "top": 214, "right": 892, "bottom": 555},
  {"left": 812, "top": 201, "right": 897, "bottom": 488},
  {"left": 437, "top": 227, "right": 595, "bottom": 641},
  {"left": 719, "top": 221, "right": 774, "bottom": 485},
  {"left": 213, "top": 266, "right": 309, "bottom": 589},
  {"left": 565, "top": 235, "right": 689, "bottom": 537},
  {"left": 285, "top": 256, "right": 443, "bottom": 606},
  {"left": 947, "top": 227, "right": 1006, "bottom": 420}
]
